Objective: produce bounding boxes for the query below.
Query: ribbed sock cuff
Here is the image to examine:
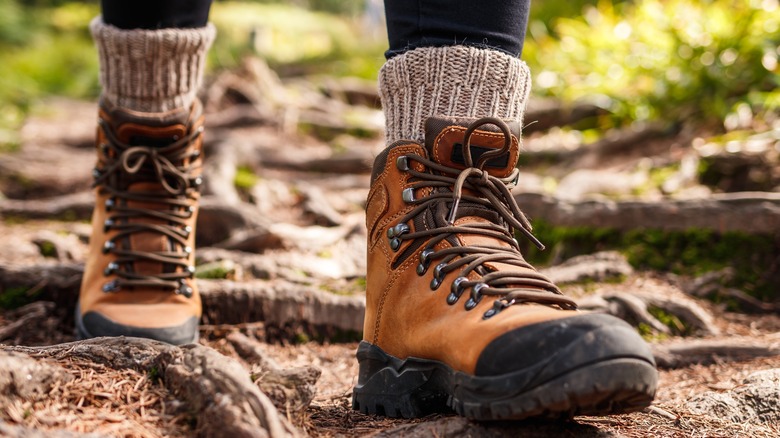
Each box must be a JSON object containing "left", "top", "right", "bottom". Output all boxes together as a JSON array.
[
  {"left": 379, "top": 45, "right": 532, "bottom": 145},
  {"left": 90, "top": 17, "right": 216, "bottom": 112}
]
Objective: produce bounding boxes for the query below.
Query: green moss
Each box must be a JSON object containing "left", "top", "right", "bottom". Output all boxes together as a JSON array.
[
  {"left": 0, "top": 286, "right": 42, "bottom": 309},
  {"left": 318, "top": 276, "right": 367, "bottom": 296},
  {"left": 233, "top": 166, "right": 258, "bottom": 191},
  {"left": 38, "top": 240, "right": 57, "bottom": 258},
  {"left": 294, "top": 332, "right": 311, "bottom": 344},
  {"left": 637, "top": 322, "right": 670, "bottom": 342},
  {"left": 147, "top": 366, "right": 161, "bottom": 383},
  {"left": 648, "top": 306, "right": 691, "bottom": 336},
  {"left": 519, "top": 221, "right": 779, "bottom": 305},
  {"left": 195, "top": 262, "right": 234, "bottom": 280}
]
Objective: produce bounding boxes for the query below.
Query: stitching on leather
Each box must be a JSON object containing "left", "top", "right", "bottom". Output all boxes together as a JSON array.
[{"left": 433, "top": 127, "right": 519, "bottom": 178}]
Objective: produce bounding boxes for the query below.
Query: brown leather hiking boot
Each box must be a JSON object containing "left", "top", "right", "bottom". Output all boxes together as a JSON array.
[
  {"left": 353, "top": 117, "right": 658, "bottom": 420},
  {"left": 76, "top": 99, "right": 205, "bottom": 345}
]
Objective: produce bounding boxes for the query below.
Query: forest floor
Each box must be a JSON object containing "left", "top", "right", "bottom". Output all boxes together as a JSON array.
[{"left": 1, "top": 60, "right": 779, "bottom": 437}]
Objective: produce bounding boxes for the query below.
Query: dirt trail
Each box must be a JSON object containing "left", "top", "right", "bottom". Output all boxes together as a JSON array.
[{"left": 1, "top": 66, "right": 779, "bottom": 436}]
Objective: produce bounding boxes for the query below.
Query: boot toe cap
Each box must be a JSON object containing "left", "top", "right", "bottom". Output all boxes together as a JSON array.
[
  {"left": 77, "top": 305, "right": 199, "bottom": 345},
  {"left": 475, "top": 313, "right": 655, "bottom": 379}
]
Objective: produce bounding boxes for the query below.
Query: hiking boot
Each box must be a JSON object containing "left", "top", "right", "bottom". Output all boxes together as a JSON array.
[
  {"left": 353, "top": 116, "right": 658, "bottom": 420},
  {"left": 76, "top": 99, "right": 205, "bottom": 345}
]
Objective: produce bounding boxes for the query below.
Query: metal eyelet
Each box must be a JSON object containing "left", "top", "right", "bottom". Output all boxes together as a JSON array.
[
  {"left": 176, "top": 280, "right": 193, "bottom": 298},
  {"left": 102, "top": 280, "right": 120, "bottom": 293},
  {"left": 448, "top": 277, "right": 468, "bottom": 305},
  {"left": 483, "top": 299, "right": 513, "bottom": 320},
  {"left": 187, "top": 265, "right": 196, "bottom": 275},
  {"left": 102, "top": 241, "right": 115, "bottom": 254},
  {"left": 105, "top": 198, "right": 115, "bottom": 211},
  {"left": 402, "top": 188, "right": 416, "bottom": 203},
  {"left": 183, "top": 225, "right": 192, "bottom": 237},
  {"left": 389, "top": 238, "right": 402, "bottom": 251},
  {"left": 103, "top": 219, "right": 114, "bottom": 232},
  {"left": 184, "top": 246, "right": 193, "bottom": 254},
  {"left": 193, "top": 176, "right": 204, "bottom": 187},
  {"left": 430, "top": 263, "right": 448, "bottom": 291},
  {"left": 396, "top": 156, "right": 409, "bottom": 171},
  {"left": 92, "top": 168, "right": 102, "bottom": 179},
  {"left": 387, "top": 223, "right": 410, "bottom": 238},
  {"left": 187, "top": 206, "right": 195, "bottom": 214},
  {"left": 103, "top": 262, "right": 119, "bottom": 276},
  {"left": 104, "top": 262, "right": 119, "bottom": 276},
  {"left": 416, "top": 248, "right": 435, "bottom": 275},
  {"left": 465, "top": 283, "right": 487, "bottom": 310}
]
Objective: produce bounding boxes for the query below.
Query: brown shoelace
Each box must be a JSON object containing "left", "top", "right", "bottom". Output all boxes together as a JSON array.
[
  {"left": 92, "top": 119, "right": 203, "bottom": 296},
  {"left": 389, "top": 117, "right": 577, "bottom": 319}
]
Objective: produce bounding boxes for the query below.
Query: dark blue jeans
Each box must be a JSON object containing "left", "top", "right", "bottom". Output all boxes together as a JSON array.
[
  {"left": 384, "top": 0, "right": 530, "bottom": 59},
  {"left": 101, "top": 0, "right": 530, "bottom": 58}
]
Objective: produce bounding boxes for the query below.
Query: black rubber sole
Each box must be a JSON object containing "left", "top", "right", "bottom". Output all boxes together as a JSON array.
[
  {"left": 351, "top": 341, "right": 657, "bottom": 421},
  {"left": 74, "top": 303, "right": 199, "bottom": 345}
]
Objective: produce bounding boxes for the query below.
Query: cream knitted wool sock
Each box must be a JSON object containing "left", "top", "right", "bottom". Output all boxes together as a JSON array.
[
  {"left": 379, "top": 45, "right": 532, "bottom": 145},
  {"left": 90, "top": 17, "right": 216, "bottom": 112}
]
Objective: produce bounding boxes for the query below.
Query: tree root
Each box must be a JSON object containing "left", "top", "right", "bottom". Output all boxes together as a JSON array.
[
  {"left": 4, "top": 337, "right": 300, "bottom": 437},
  {"left": 514, "top": 191, "right": 780, "bottom": 234},
  {"left": 652, "top": 337, "right": 780, "bottom": 369},
  {"left": 228, "top": 333, "right": 321, "bottom": 421},
  {"left": 577, "top": 290, "right": 721, "bottom": 337},
  {"left": 199, "top": 279, "right": 365, "bottom": 332}
]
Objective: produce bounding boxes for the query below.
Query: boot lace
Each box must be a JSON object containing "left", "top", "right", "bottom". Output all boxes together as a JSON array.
[
  {"left": 388, "top": 117, "right": 577, "bottom": 319},
  {"left": 92, "top": 119, "right": 204, "bottom": 297}
]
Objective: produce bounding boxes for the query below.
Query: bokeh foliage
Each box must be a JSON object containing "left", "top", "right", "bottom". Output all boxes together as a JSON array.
[{"left": 524, "top": 0, "right": 780, "bottom": 128}]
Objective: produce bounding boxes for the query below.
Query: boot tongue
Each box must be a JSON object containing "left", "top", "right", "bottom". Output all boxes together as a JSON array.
[
  {"left": 107, "top": 104, "right": 193, "bottom": 146},
  {"left": 423, "top": 116, "right": 522, "bottom": 178}
]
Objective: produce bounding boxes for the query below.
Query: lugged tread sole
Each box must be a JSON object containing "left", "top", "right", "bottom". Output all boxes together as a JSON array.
[{"left": 352, "top": 341, "right": 657, "bottom": 421}]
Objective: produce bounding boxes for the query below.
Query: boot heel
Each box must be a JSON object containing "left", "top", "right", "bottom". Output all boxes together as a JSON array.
[{"left": 351, "top": 341, "right": 449, "bottom": 418}]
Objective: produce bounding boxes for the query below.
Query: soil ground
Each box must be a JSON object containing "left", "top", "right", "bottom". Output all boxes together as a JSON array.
[{"left": 1, "top": 89, "right": 779, "bottom": 436}]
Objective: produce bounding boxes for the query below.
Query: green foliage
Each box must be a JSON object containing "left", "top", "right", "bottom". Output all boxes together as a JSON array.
[
  {"left": 209, "top": 2, "right": 384, "bottom": 77},
  {"left": 524, "top": 0, "right": 780, "bottom": 127},
  {"left": 0, "top": 0, "right": 32, "bottom": 45},
  {"left": 520, "top": 221, "right": 779, "bottom": 303},
  {"left": 240, "top": 0, "right": 365, "bottom": 15},
  {"left": 0, "top": 1, "right": 99, "bottom": 150}
]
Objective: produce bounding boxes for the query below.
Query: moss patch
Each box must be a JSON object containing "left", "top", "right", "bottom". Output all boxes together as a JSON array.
[
  {"left": 0, "top": 285, "right": 42, "bottom": 309},
  {"left": 519, "top": 221, "right": 779, "bottom": 304}
]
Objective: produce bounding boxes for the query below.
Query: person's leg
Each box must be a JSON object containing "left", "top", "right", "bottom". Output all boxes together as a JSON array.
[
  {"left": 92, "top": 0, "right": 215, "bottom": 112},
  {"left": 101, "top": 0, "right": 211, "bottom": 30},
  {"left": 378, "top": 0, "right": 532, "bottom": 146},
  {"left": 384, "top": 0, "right": 530, "bottom": 59},
  {"left": 355, "top": 0, "right": 658, "bottom": 420},
  {"left": 77, "top": 0, "right": 215, "bottom": 345}
]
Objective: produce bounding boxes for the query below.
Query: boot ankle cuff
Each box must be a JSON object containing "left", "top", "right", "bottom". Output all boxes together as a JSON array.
[
  {"left": 379, "top": 45, "right": 532, "bottom": 145},
  {"left": 90, "top": 17, "right": 216, "bottom": 112}
]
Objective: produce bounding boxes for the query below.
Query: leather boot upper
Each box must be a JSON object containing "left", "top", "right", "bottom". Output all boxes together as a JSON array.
[
  {"left": 78, "top": 99, "right": 204, "bottom": 340},
  {"left": 364, "top": 116, "right": 581, "bottom": 374}
]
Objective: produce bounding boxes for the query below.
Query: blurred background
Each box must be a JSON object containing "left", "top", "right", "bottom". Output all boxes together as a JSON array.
[
  {"left": 0, "top": 0, "right": 778, "bottom": 316},
  {"left": 0, "top": 0, "right": 778, "bottom": 143}
]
